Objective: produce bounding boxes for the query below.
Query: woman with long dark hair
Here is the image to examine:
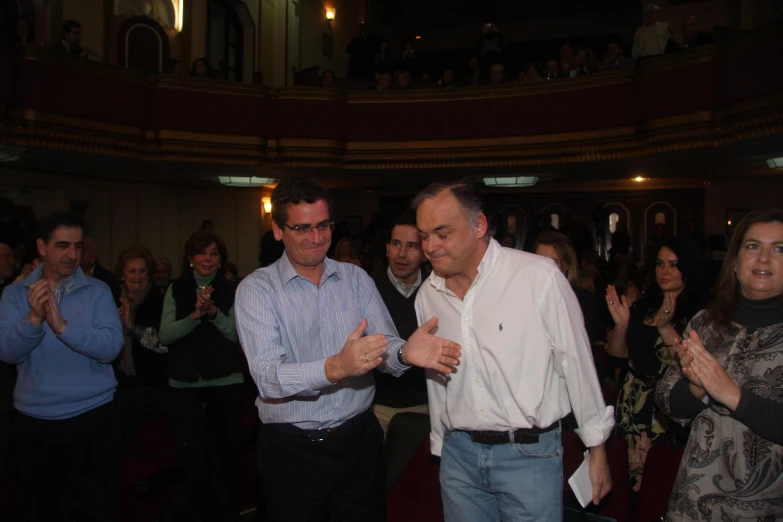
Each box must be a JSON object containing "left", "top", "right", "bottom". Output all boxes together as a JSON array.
[
  {"left": 656, "top": 209, "right": 783, "bottom": 520},
  {"left": 159, "top": 231, "right": 244, "bottom": 522},
  {"left": 606, "top": 237, "right": 706, "bottom": 494}
]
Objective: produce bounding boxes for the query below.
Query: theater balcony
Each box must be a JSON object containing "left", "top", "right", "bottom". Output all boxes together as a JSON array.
[{"left": 2, "top": 19, "right": 782, "bottom": 192}]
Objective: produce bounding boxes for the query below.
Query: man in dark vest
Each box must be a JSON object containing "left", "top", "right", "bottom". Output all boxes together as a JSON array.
[{"left": 372, "top": 213, "right": 428, "bottom": 433}]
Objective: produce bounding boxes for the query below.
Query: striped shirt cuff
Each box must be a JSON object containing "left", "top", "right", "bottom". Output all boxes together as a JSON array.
[{"left": 301, "top": 359, "right": 334, "bottom": 390}]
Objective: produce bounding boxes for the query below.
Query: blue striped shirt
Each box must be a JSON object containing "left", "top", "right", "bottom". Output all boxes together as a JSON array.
[{"left": 235, "top": 252, "right": 408, "bottom": 429}]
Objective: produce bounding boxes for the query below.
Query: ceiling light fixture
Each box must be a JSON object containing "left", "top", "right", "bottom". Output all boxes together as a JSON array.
[
  {"left": 483, "top": 176, "right": 538, "bottom": 188},
  {"left": 325, "top": 7, "right": 335, "bottom": 20},
  {"left": 632, "top": 176, "right": 646, "bottom": 182},
  {"left": 217, "top": 176, "right": 277, "bottom": 187},
  {"left": 766, "top": 157, "right": 783, "bottom": 169}
]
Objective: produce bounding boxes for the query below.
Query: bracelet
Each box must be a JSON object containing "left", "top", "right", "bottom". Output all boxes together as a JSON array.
[{"left": 397, "top": 345, "right": 411, "bottom": 367}]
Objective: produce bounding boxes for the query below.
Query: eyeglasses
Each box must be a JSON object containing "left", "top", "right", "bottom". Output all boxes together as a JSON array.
[{"left": 283, "top": 221, "right": 335, "bottom": 235}]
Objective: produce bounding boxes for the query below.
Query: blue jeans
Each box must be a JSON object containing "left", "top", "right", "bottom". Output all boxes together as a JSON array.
[{"left": 440, "top": 428, "right": 563, "bottom": 522}]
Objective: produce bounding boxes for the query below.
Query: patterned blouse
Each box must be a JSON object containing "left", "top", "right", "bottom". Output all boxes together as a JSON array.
[{"left": 655, "top": 310, "right": 783, "bottom": 521}]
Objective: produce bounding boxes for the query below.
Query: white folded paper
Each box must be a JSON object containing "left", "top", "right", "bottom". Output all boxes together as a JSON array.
[{"left": 568, "top": 450, "right": 593, "bottom": 508}]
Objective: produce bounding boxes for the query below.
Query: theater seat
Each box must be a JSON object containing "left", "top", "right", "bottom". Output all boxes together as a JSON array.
[
  {"left": 635, "top": 444, "right": 684, "bottom": 522},
  {"left": 387, "top": 438, "right": 443, "bottom": 522}
]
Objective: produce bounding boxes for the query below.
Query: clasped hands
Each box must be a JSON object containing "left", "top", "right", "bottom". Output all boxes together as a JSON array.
[
  {"left": 324, "top": 318, "right": 461, "bottom": 384},
  {"left": 675, "top": 330, "right": 741, "bottom": 411},
  {"left": 26, "top": 280, "right": 67, "bottom": 335},
  {"left": 189, "top": 285, "right": 218, "bottom": 320}
]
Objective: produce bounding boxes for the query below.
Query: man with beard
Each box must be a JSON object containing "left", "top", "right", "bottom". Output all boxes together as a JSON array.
[
  {"left": 235, "top": 178, "right": 461, "bottom": 521},
  {"left": 0, "top": 211, "right": 123, "bottom": 522}
]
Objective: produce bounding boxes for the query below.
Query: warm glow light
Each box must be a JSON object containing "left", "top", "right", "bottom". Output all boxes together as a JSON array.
[
  {"left": 415, "top": 35, "right": 422, "bottom": 40},
  {"left": 262, "top": 197, "right": 272, "bottom": 214},
  {"left": 325, "top": 7, "right": 335, "bottom": 20},
  {"left": 633, "top": 176, "right": 646, "bottom": 182},
  {"left": 173, "top": 0, "right": 184, "bottom": 31},
  {"left": 727, "top": 220, "right": 732, "bottom": 226}
]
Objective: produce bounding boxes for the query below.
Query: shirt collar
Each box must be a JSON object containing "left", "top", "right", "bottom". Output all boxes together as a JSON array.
[
  {"left": 428, "top": 238, "right": 500, "bottom": 292},
  {"left": 386, "top": 265, "right": 422, "bottom": 297},
  {"left": 277, "top": 251, "right": 340, "bottom": 286}
]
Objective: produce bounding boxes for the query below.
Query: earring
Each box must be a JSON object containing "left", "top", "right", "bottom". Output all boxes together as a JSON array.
[{"left": 189, "top": 263, "right": 194, "bottom": 268}]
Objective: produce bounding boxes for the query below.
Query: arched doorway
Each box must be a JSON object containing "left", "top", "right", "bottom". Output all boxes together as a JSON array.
[{"left": 118, "top": 16, "right": 170, "bottom": 74}]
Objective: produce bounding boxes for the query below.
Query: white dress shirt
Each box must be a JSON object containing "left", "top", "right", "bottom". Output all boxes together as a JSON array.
[
  {"left": 415, "top": 239, "right": 614, "bottom": 456},
  {"left": 387, "top": 266, "right": 422, "bottom": 298}
]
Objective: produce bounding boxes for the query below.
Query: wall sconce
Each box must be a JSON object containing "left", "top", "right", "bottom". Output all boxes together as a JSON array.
[
  {"left": 175, "top": 0, "right": 184, "bottom": 32},
  {"left": 325, "top": 7, "right": 335, "bottom": 21},
  {"left": 262, "top": 197, "right": 272, "bottom": 214}
]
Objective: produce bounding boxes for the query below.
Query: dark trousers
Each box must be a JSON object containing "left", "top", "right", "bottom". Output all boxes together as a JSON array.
[
  {"left": 169, "top": 384, "right": 243, "bottom": 522},
  {"left": 14, "top": 401, "right": 121, "bottom": 522},
  {"left": 258, "top": 408, "right": 385, "bottom": 522}
]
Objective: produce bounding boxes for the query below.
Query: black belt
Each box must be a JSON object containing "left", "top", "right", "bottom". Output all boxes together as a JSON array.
[
  {"left": 270, "top": 408, "right": 373, "bottom": 442},
  {"left": 461, "top": 421, "right": 559, "bottom": 445}
]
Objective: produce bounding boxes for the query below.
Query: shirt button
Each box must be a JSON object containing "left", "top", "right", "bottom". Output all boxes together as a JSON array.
[
  {"left": 474, "top": 378, "right": 479, "bottom": 383},
  {"left": 480, "top": 408, "right": 485, "bottom": 413},
  {"left": 469, "top": 349, "right": 473, "bottom": 353},
  {"left": 464, "top": 318, "right": 469, "bottom": 323}
]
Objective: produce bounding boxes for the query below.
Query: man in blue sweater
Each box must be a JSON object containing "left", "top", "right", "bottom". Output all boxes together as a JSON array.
[{"left": 0, "top": 211, "right": 123, "bottom": 522}]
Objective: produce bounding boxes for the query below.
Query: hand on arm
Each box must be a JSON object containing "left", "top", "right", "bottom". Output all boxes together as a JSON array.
[{"left": 325, "top": 319, "right": 388, "bottom": 383}]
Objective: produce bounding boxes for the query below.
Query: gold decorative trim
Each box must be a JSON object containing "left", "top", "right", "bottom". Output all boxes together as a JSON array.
[{"left": 2, "top": 88, "right": 782, "bottom": 171}]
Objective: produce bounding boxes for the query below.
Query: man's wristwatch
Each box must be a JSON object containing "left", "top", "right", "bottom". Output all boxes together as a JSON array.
[{"left": 397, "top": 345, "right": 411, "bottom": 366}]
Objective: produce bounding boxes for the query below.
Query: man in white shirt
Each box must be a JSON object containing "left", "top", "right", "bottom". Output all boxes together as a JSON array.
[
  {"left": 633, "top": 4, "right": 669, "bottom": 60},
  {"left": 413, "top": 181, "right": 614, "bottom": 521}
]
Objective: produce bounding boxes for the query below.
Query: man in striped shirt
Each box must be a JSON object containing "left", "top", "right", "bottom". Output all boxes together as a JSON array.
[{"left": 236, "top": 177, "right": 461, "bottom": 521}]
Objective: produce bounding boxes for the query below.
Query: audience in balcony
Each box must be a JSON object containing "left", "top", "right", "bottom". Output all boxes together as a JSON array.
[
  {"left": 395, "top": 70, "right": 412, "bottom": 90},
  {"left": 518, "top": 62, "right": 542, "bottom": 82},
  {"left": 633, "top": 4, "right": 670, "bottom": 60},
  {"left": 320, "top": 69, "right": 336, "bottom": 87},
  {"left": 401, "top": 39, "right": 420, "bottom": 77},
  {"left": 347, "top": 21, "right": 379, "bottom": 79},
  {"left": 489, "top": 62, "right": 506, "bottom": 85},
  {"left": 477, "top": 21, "right": 506, "bottom": 78},
  {"left": 545, "top": 59, "right": 563, "bottom": 79},
  {"left": 49, "top": 19, "right": 95, "bottom": 59},
  {"left": 601, "top": 41, "right": 634, "bottom": 70},
  {"left": 463, "top": 55, "right": 482, "bottom": 86},
  {"left": 666, "top": 14, "right": 715, "bottom": 53},
  {"left": 190, "top": 57, "right": 213, "bottom": 78},
  {"left": 560, "top": 43, "right": 575, "bottom": 77},
  {"left": 374, "top": 71, "right": 392, "bottom": 91},
  {"left": 438, "top": 68, "right": 458, "bottom": 89},
  {"left": 376, "top": 37, "right": 394, "bottom": 75}
]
